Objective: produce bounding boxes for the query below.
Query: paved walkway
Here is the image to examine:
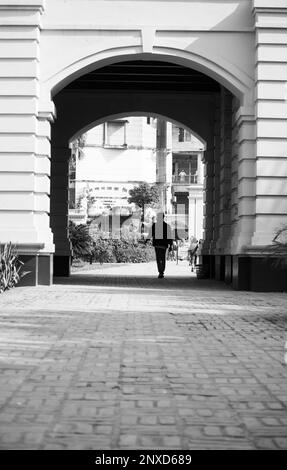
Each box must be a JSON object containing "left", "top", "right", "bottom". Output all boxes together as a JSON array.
[{"left": 0, "top": 261, "right": 287, "bottom": 450}]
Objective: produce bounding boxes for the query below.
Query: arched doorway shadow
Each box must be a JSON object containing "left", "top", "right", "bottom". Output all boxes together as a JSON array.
[
  {"left": 50, "top": 55, "right": 241, "bottom": 286},
  {"left": 54, "top": 265, "right": 230, "bottom": 292}
]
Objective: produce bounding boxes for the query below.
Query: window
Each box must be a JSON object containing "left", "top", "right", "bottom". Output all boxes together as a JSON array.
[
  {"left": 178, "top": 128, "right": 184, "bottom": 142},
  {"left": 178, "top": 127, "right": 191, "bottom": 142},
  {"left": 104, "top": 120, "right": 127, "bottom": 147}
]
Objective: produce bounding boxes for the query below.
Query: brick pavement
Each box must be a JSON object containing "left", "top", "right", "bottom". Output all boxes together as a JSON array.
[{"left": 0, "top": 260, "right": 287, "bottom": 450}]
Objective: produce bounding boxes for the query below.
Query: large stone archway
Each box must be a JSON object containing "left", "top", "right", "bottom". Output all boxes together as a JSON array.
[
  {"left": 1, "top": 0, "right": 287, "bottom": 291},
  {"left": 49, "top": 56, "right": 248, "bottom": 286}
]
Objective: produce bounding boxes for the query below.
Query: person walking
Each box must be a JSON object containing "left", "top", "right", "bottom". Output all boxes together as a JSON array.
[
  {"left": 146, "top": 212, "right": 173, "bottom": 278},
  {"left": 188, "top": 236, "right": 199, "bottom": 272}
]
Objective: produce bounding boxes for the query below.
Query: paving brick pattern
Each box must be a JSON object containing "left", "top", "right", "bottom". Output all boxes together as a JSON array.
[{"left": 0, "top": 261, "right": 287, "bottom": 449}]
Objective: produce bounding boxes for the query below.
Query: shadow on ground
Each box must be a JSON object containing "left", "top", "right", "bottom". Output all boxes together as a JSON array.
[{"left": 54, "top": 272, "right": 230, "bottom": 291}]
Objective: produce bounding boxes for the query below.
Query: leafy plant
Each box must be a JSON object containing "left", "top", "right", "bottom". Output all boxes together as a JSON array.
[
  {"left": 0, "top": 243, "right": 24, "bottom": 293},
  {"left": 91, "top": 237, "right": 116, "bottom": 264},
  {"left": 69, "top": 221, "right": 93, "bottom": 259},
  {"left": 89, "top": 233, "right": 155, "bottom": 264},
  {"left": 128, "top": 183, "right": 160, "bottom": 232},
  {"left": 265, "top": 225, "right": 287, "bottom": 268},
  {"left": 128, "top": 183, "right": 160, "bottom": 212}
]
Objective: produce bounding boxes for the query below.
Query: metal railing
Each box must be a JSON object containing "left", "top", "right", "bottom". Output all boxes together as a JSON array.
[{"left": 172, "top": 174, "right": 198, "bottom": 184}]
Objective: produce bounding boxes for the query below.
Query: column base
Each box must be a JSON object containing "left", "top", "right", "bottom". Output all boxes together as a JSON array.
[
  {"left": 18, "top": 254, "right": 53, "bottom": 287},
  {"left": 196, "top": 255, "right": 211, "bottom": 279},
  {"left": 197, "top": 254, "right": 287, "bottom": 291},
  {"left": 215, "top": 255, "right": 225, "bottom": 281},
  {"left": 53, "top": 255, "right": 71, "bottom": 277},
  {"left": 224, "top": 255, "right": 233, "bottom": 285},
  {"left": 232, "top": 256, "right": 287, "bottom": 292}
]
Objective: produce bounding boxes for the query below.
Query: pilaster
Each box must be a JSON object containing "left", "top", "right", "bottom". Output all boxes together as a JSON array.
[
  {"left": 216, "top": 87, "right": 233, "bottom": 253},
  {"left": 0, "top": 1, "right": 54, "bottom": 256},
  {"left": 252, "top": 0, "right": 287, "bottom": 246}
]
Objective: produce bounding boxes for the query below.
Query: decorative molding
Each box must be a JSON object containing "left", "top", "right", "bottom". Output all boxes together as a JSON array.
[
  {"left": 141, "top": 27, "right": 155, "bottom": 54},
  {"left": 234, "top": 107, "right": 256, "bottom": 127},
  {"left": 38, "top": 101, "right": 56, "bottom": 122},
  {"left": 0, "top": 0, "right": 45, "bottom": 11}
]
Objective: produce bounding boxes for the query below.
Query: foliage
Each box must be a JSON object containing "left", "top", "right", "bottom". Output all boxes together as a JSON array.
[
  {"left": 69, "top": 221, "right": 155, "bottom": 264},
  {"left": 76, "top": 187, "right": 96, "bottom": 210},
  {"left": 111, "top": 238, "right": 155, "bottom": 263},
  {"left": 0, "top": 243, "right": 24, "bottom": 293},
  {"left": 69, "top": 221, "right": 93, "bottom": 259},
  {"left": 128, "top": 183, "right": 160, "bottom": 214},
  {"left": 70, "top": 133, "right": 87, "bottom": 163},
  {"left": 88, "top": 232, "right": 155, "bottom": 264},
  {"left": 265, "top": 225, "right": 287, "bottom": 268},
  {"left": 91, "top": 237, "right": 116, "bottom": 264}
]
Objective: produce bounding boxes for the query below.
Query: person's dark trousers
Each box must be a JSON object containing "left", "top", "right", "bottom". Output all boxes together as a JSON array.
[{"left": 155, "top": 247, "right": 167, "bottom": 274}]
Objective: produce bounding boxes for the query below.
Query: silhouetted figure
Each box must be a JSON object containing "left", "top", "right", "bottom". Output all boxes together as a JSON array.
[
  {"left": 188, "top": 236, "right": 199, "bottom": 272},
  {"left": 146, "top": 212, "right": 173, "bottom": 278}
]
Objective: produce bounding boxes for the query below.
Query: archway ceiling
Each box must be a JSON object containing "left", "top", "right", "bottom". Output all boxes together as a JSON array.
[{"left": 65, "top": 60, "right": 220, "bottom": 93}]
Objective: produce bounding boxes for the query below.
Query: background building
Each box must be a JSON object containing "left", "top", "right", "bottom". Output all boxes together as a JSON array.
[{"left": 68, "top": 117, "right": 204, "bottom": 240}]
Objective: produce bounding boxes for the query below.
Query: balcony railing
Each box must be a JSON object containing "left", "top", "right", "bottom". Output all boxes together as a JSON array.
[{"left": 172, "top": 174, "right": 198, "bottom": 184}]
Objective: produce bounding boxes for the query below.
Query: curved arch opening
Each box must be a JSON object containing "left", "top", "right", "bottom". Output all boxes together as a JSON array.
[
  {"left": 68, "top": 114, "right": 205, "bottom": 245},
  {"left": 69, "top": 112, "right": 207, "bottom": 150},
  {"left": 49, "top": 51, "right": 249, "bottom": 103}
]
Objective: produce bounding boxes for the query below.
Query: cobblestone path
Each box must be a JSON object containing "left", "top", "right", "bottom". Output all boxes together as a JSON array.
[{"left": 0, "top": 261, "right": 287, "bottom": 450}]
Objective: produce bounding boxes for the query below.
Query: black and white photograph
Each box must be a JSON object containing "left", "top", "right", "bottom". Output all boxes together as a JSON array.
[{"left": 0, "top": 0, "right": 287, "bottom": 458}]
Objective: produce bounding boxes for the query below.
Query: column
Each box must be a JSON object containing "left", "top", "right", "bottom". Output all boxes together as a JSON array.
[
  {"left": 211, "top": 96, "right": 225, "bottom": 279},
  {"left": 197, "top": 152, "right": 204, "bottom": 185},
  {"left": 202, "top": 148, "right": 214, "bottom": 252},
  {"left": 0, "top": 0, "right": 54, "bottom": 285},
  {"left": 231, "top": 106, "right": 256, "bottom": 252},
  {"left": 188, "top": 188, "right": 203, "bottom": 241},
  {"left": 229, "top": 98, "right": 240, "bottom": 251},
  {"left": 211, "top": 95, "right": 221, "bottom": 253},
  {"left": 50, "top": 146, "right": 72, "bottom": 276},
  {"left": 252, "top": 0, "right": 287, "bottom": 245},
  {"left": 156, "top": 119, "right": 167, "bottom": 211},
  {"left": 216, "top": 87, "right": 233, "bottom": 254}
]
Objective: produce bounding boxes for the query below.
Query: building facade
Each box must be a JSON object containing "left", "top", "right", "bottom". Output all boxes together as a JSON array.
[
  {"left": 0, "top": 0, "right": 287, "bottom": 290},
  {"left": 68, "top": 116, "right": 204, "bottom": 240}
]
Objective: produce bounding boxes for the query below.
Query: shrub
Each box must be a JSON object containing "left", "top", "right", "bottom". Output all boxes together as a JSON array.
[
  {"left": 91, "top": 237, "right": 116, "bottom": 264},
  {"left": 69, "top": 221, "right": 93, "bottom": 259},
  {"left": 112, "top": 238, "right": 155, "bottom": 263},
  {"left": 89, "top": 232, "right": 155, "bottom": 264},
  {"left": 0, "top": 243, "right": 24, "bottom": 293},
  {"left": 266, "top": 225, "right": 287, "bottom": 268}
]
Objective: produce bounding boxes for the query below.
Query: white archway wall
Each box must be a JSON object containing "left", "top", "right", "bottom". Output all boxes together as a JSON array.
[
  {"left": 1, "top": 0, "right": 287, "bottom": 268},
  {"left": 252, "top": 0, "right": 287, "bottom": 246},
  {"left": 0, "top": 0, "right": 255, "bottom": 260},
  {"left": 0, "top": 1, "right": 54, "bottom": 257},
  {"left": 39, "top": 0, "right": 255, "bottom": 103},
  {"left": 50, "top": 88, "right": 216, "bottom": 262}
]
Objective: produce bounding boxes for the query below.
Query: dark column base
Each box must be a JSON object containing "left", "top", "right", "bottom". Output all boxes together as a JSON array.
[
  {"left": 38, "top": 255, "right": 53, "bottom": 285},
  {"left": 195, "top": 255, "right": 211, "bottom": 279},
  {"left": 18, "top": 254, "right": 53, "bottom": 287},
  {"left": 196, "top": 253, "right": 287, "bottom": 292},
  {"left": 234, "top": 257, "right": 287, "bottom": 292},
  {"left": 232, "top": 256, "right": 250, "bottom": 290},
  {"left": 215, "top": 255, "right": 225, "bottom": 281},
  {"left": 225, "top": 255, "right": 233, "bottom": 284},
  {"left": 209, "top": 255, "right": 216, "bottom": 279},
  {"left": 53, "top": 255, "right": 71, "bottom": 277}
]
